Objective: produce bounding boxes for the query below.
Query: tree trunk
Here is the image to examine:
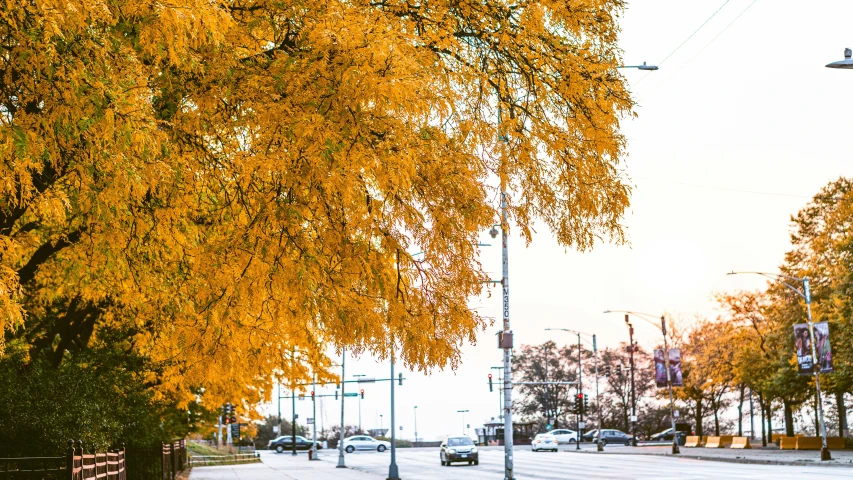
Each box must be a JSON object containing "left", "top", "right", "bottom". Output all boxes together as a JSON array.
[
  {"left": 766, "top": 399, "right": 773, "bottom": 443},
  {"left": 759, "top": 393, "right": 767, "bottom": 447},
  {"left": 695, "top": 400, "right": 704, "bottom": 437},
  {"left": 713, "top": 403, "right": 720, "bottom": 436},
  {"left": 783, "top": 399, "right": 795, "bottom": 437},
  {"left": 837, "top": 390, "right": 849, "bottom": 437},
  {"left": 737, "top": 385, "right": 744, "bottom": 437}
]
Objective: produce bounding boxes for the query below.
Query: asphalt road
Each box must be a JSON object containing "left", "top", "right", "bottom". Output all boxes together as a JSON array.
[{"left": 256, "top": 446, "right": 853, "bottom": 479}]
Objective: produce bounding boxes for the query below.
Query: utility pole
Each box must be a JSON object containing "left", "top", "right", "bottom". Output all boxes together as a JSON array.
[
  {"left": 494, "top": 101, "right": 514, "bottom": 480},
  {"left": 336, "top": 348, "right": 347, "bottom": 468},
  {"left": 414, "top": 406, "right": 418, "bottom": 447},
  {"left": 749, "top": 388, "right": 755, "bottom": 440},
  {"left": 311, "top": 375, "right": 318, "bottom": 460},
  {"left": 388, "top": 346, "right": 400, "bottom": 480},
  {"left": 594, "top": 335, "right": 603, "bottom": 451},
  {"left": 661, "top": 316, "right": 680, "bottom": 454},
  {"left": 291, "top": 383, "right": 297, "bottom": 455},
  {"left": 626, "top": 315, "right": 637, "bottom": 447},
  {"left": 576, "top": 332, "right": 582, "bottom": 451}
]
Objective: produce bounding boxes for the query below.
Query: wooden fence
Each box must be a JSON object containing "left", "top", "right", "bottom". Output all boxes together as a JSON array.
[{"left": 0, "top": 440, "right": 186, "bottom": 480}]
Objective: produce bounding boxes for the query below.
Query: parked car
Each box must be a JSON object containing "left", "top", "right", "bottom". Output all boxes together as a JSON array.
[
  {"left": 531, "top": 433, "right": 558, "bottom": 452},
  {"left": 439, "top": 436, "right": 479, "bottom": 466},
  {"left": 546, "top": 429, "right": 579, "bottom": 444},
  {"left": 649, "top": 428, "right": 688, "bottom": 442},
  {"left": 583, "top": 429, "right": 634, "bottom": 445},
  {"left": 342, "top": 435, "right": 391, "bottom": 453},
  {"left": 268, "top": 435, "right": 321, "bottom": 453}
]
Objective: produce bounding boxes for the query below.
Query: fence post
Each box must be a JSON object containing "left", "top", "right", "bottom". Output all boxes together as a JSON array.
[{"left": 66, "top": 440, "right": 75, "bottom": 480}]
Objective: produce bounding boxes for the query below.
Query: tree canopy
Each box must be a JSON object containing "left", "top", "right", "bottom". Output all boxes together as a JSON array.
[{"left": 1, "top": 0, "right": 634, "bottom": 432}]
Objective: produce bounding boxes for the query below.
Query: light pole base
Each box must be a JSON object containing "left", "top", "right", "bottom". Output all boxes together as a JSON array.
[
  {"left": 597, "top": 441, "right": 603, "bottom": 452},
  {"left": 387, "top": 463, "right": 400, "bottom": 480},
  {"left": 821, "top": 447, "right": 832, "bottom": 461},
  {"left": 336, "top": 454, "right": 347, "bottom": 468},
  {"left": 672, "top": 443, "right": 680, "bottom": 455}
]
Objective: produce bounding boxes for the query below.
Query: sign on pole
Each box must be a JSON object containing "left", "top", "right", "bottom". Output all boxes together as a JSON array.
[
  {"left": 344, "top": 392, "right": 358, "bottom": 397},
  {"left": 307, "top": 418, "right": 314, "bottom": 425},
  {"left": 654, "top": 349, "right": 683, "bottom": 387},
  {"left": 230, "top": 423, "right": 240, "bottom": 440},
  {"left": 794, "top": 322, "right": 834, "bottom": 374}
]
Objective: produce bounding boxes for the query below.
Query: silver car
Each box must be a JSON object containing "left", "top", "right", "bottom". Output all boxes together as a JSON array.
[{"left": 342, "top": 435, "right": 391, "bottom": 453}]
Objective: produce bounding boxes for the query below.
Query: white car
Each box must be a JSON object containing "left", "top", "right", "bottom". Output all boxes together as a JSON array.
[
  {"left": 342, "top": 435, "right": 391, "bottom": 453},
  {"left": 547, "top": 428, "right": 579, "bottom": 444},
  {"left": 531, "top": 433, "right": 558, "bottom": 452}
]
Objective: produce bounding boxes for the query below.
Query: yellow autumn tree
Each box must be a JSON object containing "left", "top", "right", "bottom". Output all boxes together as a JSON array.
[{"left": 2, "top": 0, "right": 633, "bottom": 414}]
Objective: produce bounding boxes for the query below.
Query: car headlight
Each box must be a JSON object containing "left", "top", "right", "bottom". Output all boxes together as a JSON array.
[
  {"left": 447, "top": 449, "right": 456, "bottom": 454},
  {"left": 535, "top": 440, "right": 541, "bottom": 443},
  {"left": 471, "top": 447, "right": 478, "bottom": 453}
]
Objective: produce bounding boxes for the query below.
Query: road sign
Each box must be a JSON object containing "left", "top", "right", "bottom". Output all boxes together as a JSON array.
[
  {"left": 273, "top": 425, "right": 279, "bottom": 433},
  {"left": 230, "top": 423, "right": 240, "bottom": 440},
  {"left": 307, "top": 418, "right": 314, "bottom": 424},
  {"left": 578, "top": 421, "right": 585, "bottom": 429},
  {"left": 545, "top": 424, "right": 552, "bottom": 430},
  {"left": 298, "top": 394, "right": 305, "bottom": 400},
  {"left": 357, "top": 377, "right": 376, "bottom": 383},
  {"left": 630, "top": 415, "right": 638, "bottom": 422},
  {"left": 344, "top": 392, "right": 358, "bottom": 397}
]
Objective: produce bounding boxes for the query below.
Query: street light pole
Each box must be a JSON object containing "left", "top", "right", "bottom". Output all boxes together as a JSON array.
[
  {"left": 414, "top": 406, "right": 418, "bottom": 447},
  {"left": 660, "top": 316, "right": 680, "bottom": 455},
  {"left": 728, "top": 271, "right": 831, "bottom": 460},
  {"left": 311, "top": 374, "right": 319, "bottom": 460},
  {"left": 605, "top": 310, "right": 681, "bottom": 452},
  {"left": 336, "top": 348, "right": 347, "bottom": 469},
  {"left": 388, "top": 347, "right": 400, "bottom": 480},
  {"left": 353, "top": 374, "right": 366, "bottom": 432},
  {"left": 593, "top": 334, "right": 603, "bottom": 452},
  {"left": 457, "top": 410, "right": 470, "bottom": 435},
  {"left": 626, "top": 315, "right": 637, "bottom": 447},
  {"left": 576, "top": 332, "right": 582, "bottom": 451}
]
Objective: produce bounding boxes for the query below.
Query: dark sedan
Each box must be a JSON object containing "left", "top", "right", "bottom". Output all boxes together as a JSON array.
[
  {"left": 268, "top": 435, "right": 321, "bottom": 453},
  {"left": 583, "top": 429, "right": 634, "bottom": 445},
  {"left": 439, "top": 436, "right": 479, "bottom": 466}
]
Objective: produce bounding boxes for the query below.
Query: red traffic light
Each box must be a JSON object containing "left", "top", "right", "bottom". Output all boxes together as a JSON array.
[
  {"left": 488, "top": 373, "right": 492, "bottom": 379},
  {"left": 360, "top": 389, "right": 365, "bottom": 399},
  {"left": 577, "top": 393, "right": 584, "bottom": 399},
  {"left": 311, "top": 391, "right": 315, "bottom": 397}
]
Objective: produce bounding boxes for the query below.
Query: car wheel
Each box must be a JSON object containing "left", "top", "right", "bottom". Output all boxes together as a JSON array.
[
  {"left": 440, "top": 460, "right": 446, "bottom": 466},
  {"left": 275, "top": 445, "right": 283, "bottom": 453},
  {"left": 468, "top": 461, "right": 473, "bottom": 465},
  {"left": 345, "top": 446, "right": 355, "bottom": 453},
  {"left": 377, "top": 445, "right": 387, "bottom": 452},
  {"left": 474, "top": 460, "right": 479, "bottom": 466},
  {"left": 569, "top": 438, "right": 576, "bottom": 443}
]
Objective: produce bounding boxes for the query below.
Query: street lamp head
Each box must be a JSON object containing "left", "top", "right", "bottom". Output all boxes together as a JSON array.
[
  {"left": 826, "top": 48, "right": 853, "bottom": 69},
  {"left": 603, "top": 310, "right": 612, "bottom": 313},
  {"left": 638, "top": 61, "right": 659, "bottom": 71},
  {"left": 489, "top": 226, "right": 499, "bottom": 239}
]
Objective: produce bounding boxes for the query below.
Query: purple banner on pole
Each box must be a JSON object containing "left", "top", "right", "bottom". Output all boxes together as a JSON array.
[{"left": 654, "top": 349, "right": 683, "bottom": 388}]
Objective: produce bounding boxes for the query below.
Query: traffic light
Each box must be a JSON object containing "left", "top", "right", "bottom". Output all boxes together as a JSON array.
[
  {"left": 604, "top": 365, "right": 611, "bottom": 377},
  {"left": 335, "top": 390, "right": 339, "bottom": 400},
  {"left": 398, "top": 373, "right": 403, "bottom": 386},
  {"left": 576, "top": 393, "right": 584, "bottom": 415},
  {"left": 488, "top": 374, "right": 493, "bottom": 392},
  {"left": 311, "top": 391, "right": 315, "bottom": 400},
  {"left": 583, "top": 394, "right": 589, "bottom": 413},
  {"left": 360, "top": 389, "right": 365, "bottom": 399},
  {"left": 615, "top": 364, "right": 622, "bottom": 376}
]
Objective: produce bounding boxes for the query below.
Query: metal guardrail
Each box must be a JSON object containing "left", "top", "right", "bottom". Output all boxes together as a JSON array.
[{"left": 187, "top": 454, "right": 260, "bottom": 467}]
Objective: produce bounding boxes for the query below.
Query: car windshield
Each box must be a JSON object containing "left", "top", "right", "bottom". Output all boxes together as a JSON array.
[{"left": 447, "top": 437, "right": 473, "bottom": 447}]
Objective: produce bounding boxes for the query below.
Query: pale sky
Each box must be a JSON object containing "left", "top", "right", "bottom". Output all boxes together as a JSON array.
[{"left": 268, "top": 1, "right": 853, "bottom": 441}]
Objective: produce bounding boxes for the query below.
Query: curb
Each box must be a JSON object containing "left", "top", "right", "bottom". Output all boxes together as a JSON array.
[{"left": 566, "top": 448, "right": 853, "bottom": 468}]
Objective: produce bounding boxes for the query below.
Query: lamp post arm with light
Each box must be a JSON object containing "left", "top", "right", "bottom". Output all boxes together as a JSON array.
[
  {"left": 826, "top": 48, "right": 853, "bottom": 69},
  {"left": 727, "top": 271, "right": 830, "bottom": 460}
]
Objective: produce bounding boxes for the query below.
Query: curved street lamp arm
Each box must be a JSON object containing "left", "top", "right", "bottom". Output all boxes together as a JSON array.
[{"left": 727, "top": 271, "right": 805, "bottom": 300}]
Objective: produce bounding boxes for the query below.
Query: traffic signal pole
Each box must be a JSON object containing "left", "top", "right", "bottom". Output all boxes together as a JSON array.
[
  {"left": 626, "top": 315, "right": 637, "bottom": 447},
  {"left": 594, "top": 335, "right": 603, "bottom": 451},
  {"left": 576, "top": 332, "right": 582, "bottom": 451},
  {"left": 337, "top": 348, "right": 346, "bottom": 468}
]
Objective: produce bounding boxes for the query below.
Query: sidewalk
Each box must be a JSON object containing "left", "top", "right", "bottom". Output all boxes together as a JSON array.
[
  {"left": 570, "top": 444, "right": 853, "bottom": 467},
  {"left": 189, "top": 454, "right": 379, "bottom": 480}
]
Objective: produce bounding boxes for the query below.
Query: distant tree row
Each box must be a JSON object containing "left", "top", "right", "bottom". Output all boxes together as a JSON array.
[{"left": 518, "top": 178, "right": 853, "bottom": 441}]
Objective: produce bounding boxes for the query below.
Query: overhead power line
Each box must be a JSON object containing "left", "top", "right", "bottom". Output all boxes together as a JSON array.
[{"left": 632, "top": 0, "right": 732, "bottom": 88}]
